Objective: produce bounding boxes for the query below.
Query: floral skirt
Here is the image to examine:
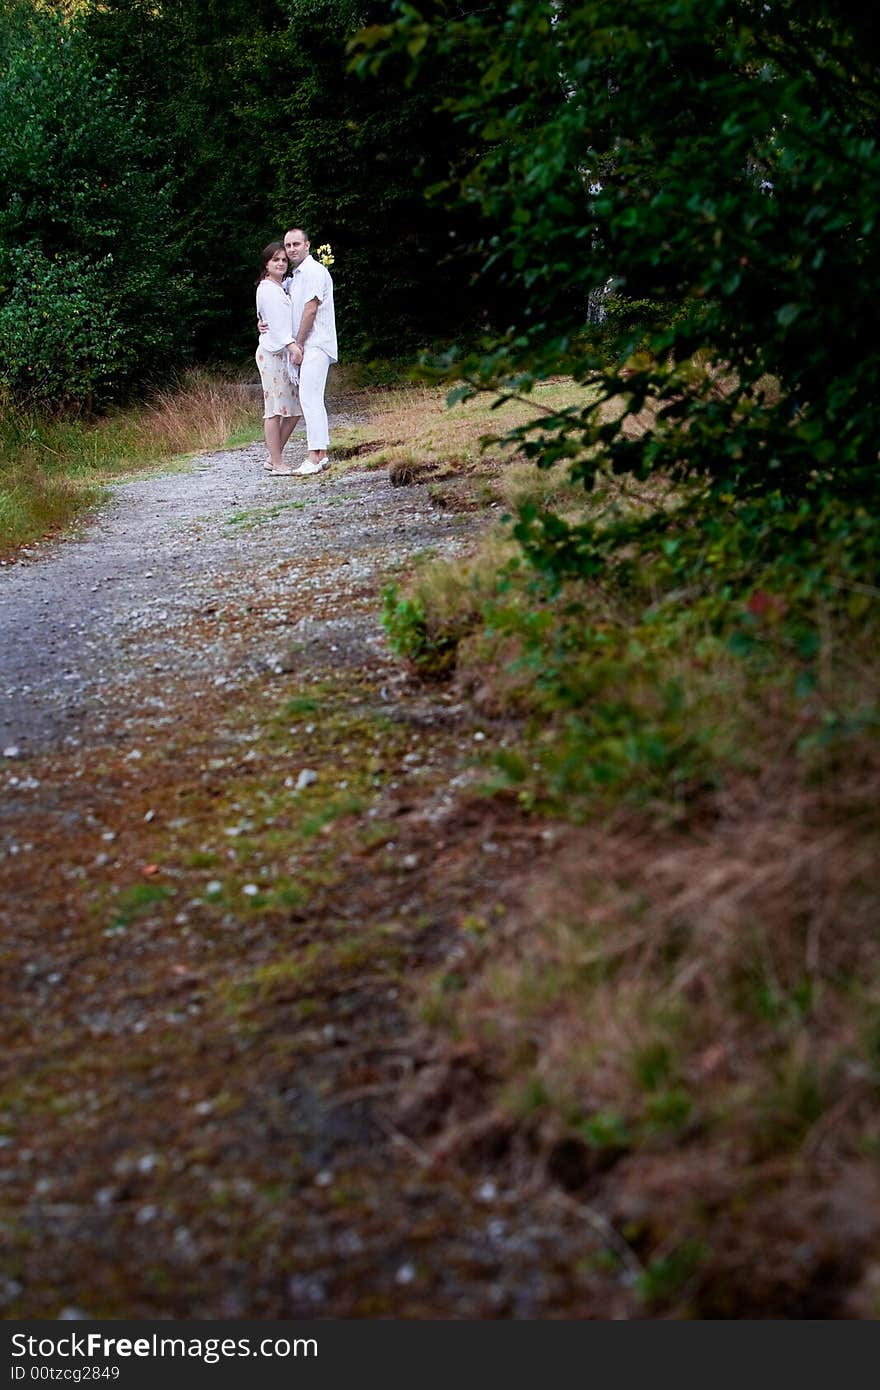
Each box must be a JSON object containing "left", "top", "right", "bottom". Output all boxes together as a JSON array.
[{"left": 255, "top": 347, "right": 300, "bottom": 420}]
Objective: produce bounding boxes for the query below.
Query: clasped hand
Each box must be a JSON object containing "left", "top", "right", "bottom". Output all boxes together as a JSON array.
[{"left": 256, "top": 317, "right": 303, "bottom": 364}]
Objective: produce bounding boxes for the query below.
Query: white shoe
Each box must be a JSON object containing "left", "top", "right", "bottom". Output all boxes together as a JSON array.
[{"left": 293, "top": 457, "right": 329, "bottom": 476}]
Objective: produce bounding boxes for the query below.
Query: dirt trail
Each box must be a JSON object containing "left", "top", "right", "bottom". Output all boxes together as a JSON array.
[{"left": 0, "top": 422, "right": 609, "bottom": 1318}]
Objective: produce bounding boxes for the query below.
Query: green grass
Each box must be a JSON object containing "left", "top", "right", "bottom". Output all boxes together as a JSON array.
[{"left": 224, "top": 498, "right": 308, "bottom": 529}]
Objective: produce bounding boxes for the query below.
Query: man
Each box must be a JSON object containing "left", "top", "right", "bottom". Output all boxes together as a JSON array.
[{"left": 282, "top": 228, "right": 337, "bottom": 476}]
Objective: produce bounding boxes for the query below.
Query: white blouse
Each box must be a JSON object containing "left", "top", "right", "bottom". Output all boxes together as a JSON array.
[{"left": 256, "top": 279, "right": 294, "bottom": 353}]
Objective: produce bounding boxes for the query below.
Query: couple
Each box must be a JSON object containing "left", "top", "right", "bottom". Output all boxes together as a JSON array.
[{"left": 255, "top": 228, "right": 337, "bottom": 477}]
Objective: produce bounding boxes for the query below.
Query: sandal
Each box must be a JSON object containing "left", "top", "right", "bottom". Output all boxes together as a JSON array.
[{"left": 267, "top": 466, "right": 295, "bottom": 476}]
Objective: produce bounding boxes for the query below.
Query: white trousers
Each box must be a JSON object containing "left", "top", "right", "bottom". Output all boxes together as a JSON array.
[{"left": 299, "top": 345, "right": 331, "bottom": 450}]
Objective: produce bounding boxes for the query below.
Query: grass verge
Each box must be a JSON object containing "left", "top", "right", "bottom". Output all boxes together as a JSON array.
[
  {"left": 0, "top": 370, "right": 263, "bottom": 557},
  {"left": 374, "top": 376, "right": 880, "bottom": 1314}
]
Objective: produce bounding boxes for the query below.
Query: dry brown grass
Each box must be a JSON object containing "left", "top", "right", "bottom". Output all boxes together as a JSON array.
[
  {"left": 406, "top": 734, "right": 880, "bottom": 1311},
  {"left": 136, "top": 369, "right": 259, "bottom": 457},
  {"left": 340, "top": 378, "right": 597, "bottom": 480}
]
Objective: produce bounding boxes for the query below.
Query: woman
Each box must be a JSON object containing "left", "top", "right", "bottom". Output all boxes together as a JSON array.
[{"left": 255, "top": 241, "right": 302, "bottom": 476}]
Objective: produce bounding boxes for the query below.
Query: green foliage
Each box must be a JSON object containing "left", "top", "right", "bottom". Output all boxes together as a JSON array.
[
  {"left": 636, "top": 1240, "right": 709, "bottom": 1311},
  {"left": 474, "top": 534, "right": 877, "bottom": 811},
  {"left": 631, "top": 1040, "right": 674, "bottom": 1093},
  {"left": 381, "top": 582, "right": 462, "bottom": 676},
  {"left": 73, "top": 0, "right": 286, "bottom": 358},
  {"left": 643, "top": 1089, "right": 693, "bottom": 1136},
  {"left": 0, "top": 0, "right": 190, "bottom": 409},
  {"left": 382, "top": 584, "right": 429, "bottom": 660},
  {"left": 580, "top": 1110, "right": 631, "bottom": 1153},
  {"left": 750, "top": 1048, "right": 829, "bottom": 1156},
  {"left": 374, "top": 0, "right": 880, "bottom": 596}
]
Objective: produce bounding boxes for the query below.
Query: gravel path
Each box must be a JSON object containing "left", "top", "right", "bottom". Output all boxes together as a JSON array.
[
  {"left": 0, "top": 421, "right": 474, "bottom": 755},
  {"left": 1, "top": 420, "right": 613, "bottom": 1320}
]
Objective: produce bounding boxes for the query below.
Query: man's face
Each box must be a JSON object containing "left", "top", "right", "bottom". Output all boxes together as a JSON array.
[{"left": 284, "top": 231, "right": 310, "bottom": 266}]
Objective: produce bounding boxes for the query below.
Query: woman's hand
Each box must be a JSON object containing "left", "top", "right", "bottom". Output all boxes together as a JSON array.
[{"left": 289, "top": 343, "right": 304, "bottom": 365}]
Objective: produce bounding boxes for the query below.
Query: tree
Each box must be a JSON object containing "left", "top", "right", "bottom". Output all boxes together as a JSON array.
[
  {"left": 73, "top": 0, "right": 506, "bottom": 362},
  {"left": 71, "top": 0, "right": 288, "bottom": 359},
  {"left": 0, "top": 0, "right": 190, "bottom": 409},
  {"left": 377, "top": 1, "right": 880, "bottom": 489}
]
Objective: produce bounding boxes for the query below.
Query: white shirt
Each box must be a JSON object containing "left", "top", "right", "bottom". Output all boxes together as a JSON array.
[
  {"left": 285, "top": 255, "right": 337, "bottom": 362},
  {"left": 256, "top": 279, "right": 294, "bottom": 353}
]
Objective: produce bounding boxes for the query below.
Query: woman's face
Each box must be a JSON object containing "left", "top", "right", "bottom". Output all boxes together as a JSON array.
[{"left": 265, "top": 250, "right": 289, "bottom": 281}]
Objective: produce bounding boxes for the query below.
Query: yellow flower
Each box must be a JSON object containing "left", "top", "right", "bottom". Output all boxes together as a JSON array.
[{"left": 315, "top": 243, "right": 335, "bottom": 268}]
